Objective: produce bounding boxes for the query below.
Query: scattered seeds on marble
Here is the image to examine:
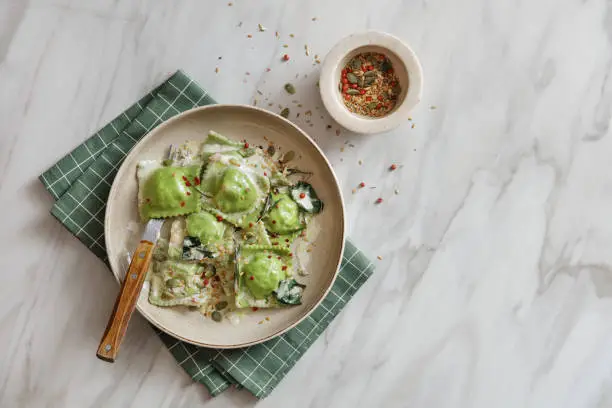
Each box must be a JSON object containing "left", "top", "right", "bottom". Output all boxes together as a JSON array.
[
  {"left": 430, "top": 105, "right": 437, "bottom": 110},
  {"left": 258, "top": 23, "right": 266, "bottom": 32},
  {"left": 352, "top": 189, "right": 357, "bottom": 194},
  {"left": 275, "top": 31, "right": 280, "bottom": 39},
  {"left": 394, "top": 189, "right": 400, "bottom": 195},
  {"left": 284, "top": 83, "right": 296, "bottom": 94},
  {"left": 389, "top": 164, "right": 397, "bottom": 171},
  {"left": 411, "top": 123, "right": 416, "bottom": 129},
  {"left": 358, "top": 160, "right": 363, "bottom": 165},
  {"left": 282, "top": 54, "right": 290, "bottom": 61},
  {"left": 375, "top": 198, "right": 383, "bottom": 204},
  {"left": 283, "top": 44, "right": 289, "bottom": 48},
  {"left": 228, "top": 2, "right": 233, "bottom": 5},
  {"left": 377, "top": 255, "right": 383, "bottom": 260},
  {"left": 312, "top": 17, "right": 317, "bottom": 21},
  {"left": 305, "top": 45, "right": 310, "bottom": 56},
  {"left": 215, "top": 67, "right": 219, "bottom": 73}
]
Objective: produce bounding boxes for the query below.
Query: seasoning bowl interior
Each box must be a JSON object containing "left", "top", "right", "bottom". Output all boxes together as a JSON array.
[
  {"left": 336, "top": 45, "right": 408, "bottom": 118},
  {"left": 320, "top": 31, "right": 423, "bottom": 134}
]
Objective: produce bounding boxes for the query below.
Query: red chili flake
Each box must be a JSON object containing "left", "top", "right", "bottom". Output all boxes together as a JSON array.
[
  {"left": 360, "top": 89, "right": 366, "bottom": 95},
  {"left": 341, "top": 78, "right": 348, "bottom": 85},
  {"left": 299, "top": 192, "right": 306, "bottom": 199},
  {"left": 216, "top": 215, "right": 224, "bottom": 222},
  {"left": 366, "top": 96, "right": 372, "bottom": 102},
  {"left": 377, "top": 95, "right": 384, "bottom": 101},
  {"left": 252, "top": 307, "right": 259, "bottom": 311},
  {"left": 203, "top": 278, "right": 209, "bottom": 286},
  {"left": 244, "top": 142, "right": 249, "bottom": 148},
  {"left": 282, "top": 54, "right": 290, "bottom": 61},
  {"left": 180, "top": 201, "right": 185, "bottom": 207},
  {"left": 266, "top": 68, "right": 271, "bottom": 72},
  {"left": 186, "top": 191, "right": 191, "bottom": 196},
  {"left": 263, "top": 172, "right": 267, "bottom": 176},
  {"left": 272, "top": 242, "right": 279, "bottom": 246},
  {"left": 282, "top": 265, "right": 287, "bottom": 271},
  {"left": 182, "top": 175, "right": 188, "bottom": 181},
  {"left": 145, "top": 198, "right": 151, "bottom": 202},
  {"left": 249, "top": 222, "right": 254, "bottom": 228},
  {"left": 376, "top": 103, "right": 382, "bottom": 109},
  {"left": 350, "top": 84, "right": 358, "bottom": 89},
  {"left": 194, "top": 176, "right": 201, "bottom": 186},
  {"left": 249, "top": 275, "right": 255, "bottom": 280},
  {"left": 277, "top": 256, "right": 281, "bottom": 260},
  {"left": 344, "top": 94, "right": 351, "bottom": 100},
  {"left": 375, "top": 198, "right": 383, "bottom": 204},
  {"left": 289, "top": 252, "right": 293, "bottom": 257},
  {"left": 342, "top": 84, "right": 349, "bottom": 92},
  {"left": 387, "top": 68, "right": 394, "bottom": 74},
  {"left": 285, "top": 238, "right": 290, "bottom": 242},
  {"left": 389, "top": 164, "right": 398, "bottom": 171},
  {"left": 272, "top": 220, "right": 277, "bottom": 224},
  {"left": 359, "top": 182, "right": 366, "bottom": 188},
  {"left": 184, "top": 180, "right": 192, "bottom": 187},
  {"left": 268, "top": 255, "right": 272, "bottom": 258}
]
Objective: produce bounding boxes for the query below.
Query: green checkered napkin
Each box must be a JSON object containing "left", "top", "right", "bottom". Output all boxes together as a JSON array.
[{"left": 40, "top": 70, "right": 374, "bottom": 398}]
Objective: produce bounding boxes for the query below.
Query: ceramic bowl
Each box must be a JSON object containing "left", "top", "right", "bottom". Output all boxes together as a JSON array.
[
  {"left": 105, "top": 104, "right": 345, "bottom": 348},
  {"left": 320, "top": 31, "right": 423, "bottom": 134}
]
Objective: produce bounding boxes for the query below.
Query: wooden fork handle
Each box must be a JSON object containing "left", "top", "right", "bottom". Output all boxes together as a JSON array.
[{"left": 96, "top": 240, "right": 155, "bottom": 362}]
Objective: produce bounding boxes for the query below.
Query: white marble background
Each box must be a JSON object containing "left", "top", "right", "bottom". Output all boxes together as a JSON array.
[{"left": 3, "top": 0, "right": 612, "bottom": 407}]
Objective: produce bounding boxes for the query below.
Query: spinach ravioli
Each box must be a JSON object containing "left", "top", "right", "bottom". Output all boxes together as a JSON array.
[{"left": 136, "top": 130, "right": 323, "bottom": 322}]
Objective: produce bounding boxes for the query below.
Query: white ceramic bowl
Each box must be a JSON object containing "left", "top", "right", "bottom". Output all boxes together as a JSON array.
[
  {"left": 105, "top": 105, "right": 345, "bottom": 348},
  {"left": 320, "top": 31, "right": 423, "bottom": 134}
]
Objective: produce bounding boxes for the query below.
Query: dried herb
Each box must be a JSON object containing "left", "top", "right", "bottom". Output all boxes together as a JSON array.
[
  {"left": 338, "top": 52, "right": 401, "bottom": 117},
  {"left": 280, "top": 107, "right": 290, "bottom": 118}
]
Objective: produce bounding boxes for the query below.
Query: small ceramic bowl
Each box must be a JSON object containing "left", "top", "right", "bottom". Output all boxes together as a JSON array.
[{"left": 320, "top": 31, "right": 423, "bottom": 134}]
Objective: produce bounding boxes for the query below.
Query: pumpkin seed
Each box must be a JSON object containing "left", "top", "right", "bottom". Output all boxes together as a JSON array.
[
  {"left": 211, "top": 311, "right": 222, "bottom": 322},
  {"left": 367, "top": 102, "right": 378, "bottom": 109},
  {"left": 280, "top": 107, "right": 290, "bottom": 118},
  {"left": 215, "top": 301, "right": 228, "bottom": 310},
  {"left": 346, "top": 89, "right": 360, "bottom": 95},
  {"left": 358, "top": 77, "right": 365, "bottom": 88},
  {"left": 363, "top": 70, "right": 377, "bottom": 77},
  {"left": 364, "top": 77, "right": 375, "bottom": 86},
  {"left": 346, "top": 72, "right": 358, "bottom": 84},
  {"left": 284, "top": 83, "right": 296, "bottom": 94},
  {"left": 166, "top": 278, "right": 183, "bottom": 288},
  {"left": 350, "top": 59, "right": 361, "bottom": 70},
  {"left": 282, "top": 150, "right": 296, "bottom": 162}
]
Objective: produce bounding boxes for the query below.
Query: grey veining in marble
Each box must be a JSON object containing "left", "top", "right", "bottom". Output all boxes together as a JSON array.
[{"left": 4, "top": 0, "right": 612, "bottom": 407}]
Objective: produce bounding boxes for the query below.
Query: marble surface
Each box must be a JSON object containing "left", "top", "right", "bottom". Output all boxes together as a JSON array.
[{"left": 4, "top": 0, "right": 612, "bottom": 406}]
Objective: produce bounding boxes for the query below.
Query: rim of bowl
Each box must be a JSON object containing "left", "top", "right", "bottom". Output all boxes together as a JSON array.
[{"left": 320, "top": 31, "right": 423, "bottom": 134}]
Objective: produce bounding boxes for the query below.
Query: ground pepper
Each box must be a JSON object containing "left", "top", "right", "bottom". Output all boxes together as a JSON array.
[{"left": 338, "top": 52, "right": 402, "bottom": 117}]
